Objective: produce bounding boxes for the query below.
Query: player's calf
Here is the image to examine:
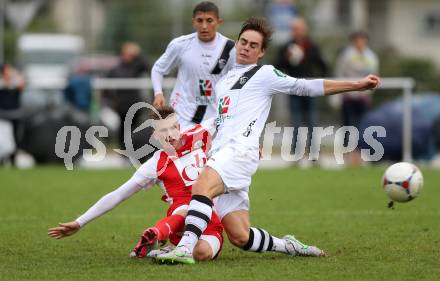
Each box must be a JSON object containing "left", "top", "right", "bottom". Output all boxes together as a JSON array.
[
  {"left": 241, "top": 227, "right": 325, "bottom": 257},
  {"left": 177, "top": 195, "right": 213, "bottom": 253},
  {"left": 242, "top": 227, "right": 276, "bottom": 252}
]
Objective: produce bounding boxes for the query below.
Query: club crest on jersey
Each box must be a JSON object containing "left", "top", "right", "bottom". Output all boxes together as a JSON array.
[
  {"left": 199, "top": 80, "right": 212, "bottom": 96},
  {"left": 218, "top": 59, "right": 226, "bottom": 70},
  {"left": 218, "top": 96, "right": 230, "bottom": 114},
  {"left": 239, "top": 76, "right": 248, "bottom": 85}
]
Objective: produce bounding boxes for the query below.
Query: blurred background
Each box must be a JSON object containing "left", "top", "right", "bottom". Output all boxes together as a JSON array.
[{"left": 1, "top": 0, "right": 440, "bottom": 169}]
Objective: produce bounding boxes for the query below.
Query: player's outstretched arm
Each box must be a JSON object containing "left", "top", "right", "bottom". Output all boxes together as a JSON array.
[
  {"left": 48, "top": 221, "right": 80, "bottom": 239},
  {"left": 323, "top": 74, "right": 380, "bottom": 96},
  {"left": 47, "top": 174, "right": 152, "bottom": 239}
]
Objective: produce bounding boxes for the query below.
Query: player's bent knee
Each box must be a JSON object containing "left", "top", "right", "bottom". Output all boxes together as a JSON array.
[
  {"left": 193, "top": 249, "right": 211, "bottom": 261},
  {"left": 193, "top": 240, "right": 213, "bottom": 261},
  {"left": 222, "top": 211, "right": 251, "bottom": 248},
  {"left": 227, "top": 231, "right": 249, "bottom": 248}
]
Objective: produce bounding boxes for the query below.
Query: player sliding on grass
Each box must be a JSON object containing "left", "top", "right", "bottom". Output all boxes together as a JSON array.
[
  {"left": 48, "top": 106, "right": 224, "bottom": 261},
  {"left": 156, "top": 17, "right": 381, "bottom": 264}
]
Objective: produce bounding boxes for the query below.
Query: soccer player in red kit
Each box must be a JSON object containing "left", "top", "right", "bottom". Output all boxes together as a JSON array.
[{"left": 48, "top": 106, "right": 223, "bottom": 261}]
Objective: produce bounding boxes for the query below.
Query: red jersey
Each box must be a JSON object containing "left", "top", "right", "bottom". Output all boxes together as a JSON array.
[
  {"left": 134, "top": 124, "right": 223, "bottom": 248},
  {"left": 135, "top": 124, "right": 211, "bottom": 204}
]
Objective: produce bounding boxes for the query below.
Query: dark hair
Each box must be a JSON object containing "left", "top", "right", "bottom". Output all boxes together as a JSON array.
[
  {"left": 350, "top": 31, "right": 369, "bottom": 41},
  {"left": 193, "top": 1, "right": 219, "bottom": 18},
  {"left": 238, "top": 17, "right": 273, "bottom": 50},
  {"left": 149, "top": 105, "right": 176, "bottom": 121}
]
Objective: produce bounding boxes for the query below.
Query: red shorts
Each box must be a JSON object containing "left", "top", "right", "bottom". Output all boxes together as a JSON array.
[{"left": 166, "top": 200, "right": 224, "bottom": 258}]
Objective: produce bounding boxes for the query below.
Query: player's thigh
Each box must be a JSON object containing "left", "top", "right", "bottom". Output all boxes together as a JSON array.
[
  {"left": 193, "top": 166, "right": 225, "bottom": 198},
  {"left": 221, "top": 210, "right": 251, "bottom": 248}
]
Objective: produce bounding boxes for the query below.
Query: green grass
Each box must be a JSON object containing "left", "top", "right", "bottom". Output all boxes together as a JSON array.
[{"left": 0, "top": 166, "right": 439, "bottom": 281}]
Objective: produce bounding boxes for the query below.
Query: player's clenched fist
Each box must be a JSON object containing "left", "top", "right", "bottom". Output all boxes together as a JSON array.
[
  {"left": 48, "top": 221, "right": 80, "bottom": 239},
  {"left": 153, "top": 94, "right": 166, "bottom": 108},
  {"left": 358, "top": 74, "right": 380, "bottom": 91}
]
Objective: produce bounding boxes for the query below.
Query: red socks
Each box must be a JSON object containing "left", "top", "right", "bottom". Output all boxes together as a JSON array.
[{"left": 151, "top": 214, "right": 185, "bottom": 241}]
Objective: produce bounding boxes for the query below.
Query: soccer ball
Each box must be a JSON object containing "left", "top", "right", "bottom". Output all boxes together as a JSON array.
[{"left": 382, "top": 162, "right": 423, "bottom": 202}]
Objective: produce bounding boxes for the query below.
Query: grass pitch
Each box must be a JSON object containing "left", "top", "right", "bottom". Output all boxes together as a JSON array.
[{"left": 0, "top": 166, "right": 439, "bottom": 281}]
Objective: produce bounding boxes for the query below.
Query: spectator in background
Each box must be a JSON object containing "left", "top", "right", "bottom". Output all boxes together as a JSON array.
[
  {"left": 0, "top": 63, "right": 25, "bottom": 163},
  {"left": 64, "top": 64, "right": 92, "bottom": 113},
  {"left": 275, "top": 17, "right": 327, "bottom": 162},
  {"left": 104, "top": 42, "right": 150, "bottom": 150},
  {"left": 335, "top": 31, "right": 379, "bottom": 165}
]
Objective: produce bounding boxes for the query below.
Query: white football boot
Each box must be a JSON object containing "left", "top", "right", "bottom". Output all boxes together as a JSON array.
[{"left": 283, "top": 235, "right": 326, "bottom": 257}]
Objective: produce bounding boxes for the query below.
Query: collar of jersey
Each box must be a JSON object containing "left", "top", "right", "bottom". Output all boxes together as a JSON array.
[
  {"left": 197, "top": 32, "right": 219, "bottom": 50},
  {"left": 233, "top": 63, "right": 257, "bottom": 70},
  {"left": 174, "top": 135, "right": 191, "bottom": 157}
]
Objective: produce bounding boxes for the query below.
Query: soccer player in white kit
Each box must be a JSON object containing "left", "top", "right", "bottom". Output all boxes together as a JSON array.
[
  {"left": 151, "top": 1, "right": 235, "bottom": 131},
  {"left": 157, "top": 17, "right": 381, "bottom": 264}
]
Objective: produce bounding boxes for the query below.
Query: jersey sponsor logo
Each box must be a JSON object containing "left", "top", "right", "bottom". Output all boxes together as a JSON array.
[
  {"left": 181, "top": 164, "right": 200, "bottom": 182},
  {"left": 273, "top": 68, "right": 287, "bottom": 77},
  {"left": 195, "top": 96, "right": 215, "bottom": 105},
  {"left": 218, "top": 96, "right": 230, "bottom": 114},
  {"left": 215, "top": 116, "right": 228, "bottom": 130},
  {"left": 199, "top": 80, "right": 212, "bottom": 96},
  {"left": 173, "top": 149, "right": 207, "bottom": 185}
]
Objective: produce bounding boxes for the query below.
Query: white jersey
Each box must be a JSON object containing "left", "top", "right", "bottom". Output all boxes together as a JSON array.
[
  {"left": 152, "top": 32, "right": 235, "bottom": 127},
  {"left": 212, "top": 64, "right": 325, "bottom": 153}
]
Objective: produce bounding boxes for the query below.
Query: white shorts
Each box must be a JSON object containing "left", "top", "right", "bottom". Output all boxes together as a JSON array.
[
  {"left": 170, "top": 204, "right": 188, "bottom": 215},
  {"left": 206, "top": 144, "right": 259, "bottom": 192},
  {"left": 213, "top": 190, "right": 250, "bottom": 220},
  {"left": 200, "top": 234, "right": 221, "bottom": 259}
]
